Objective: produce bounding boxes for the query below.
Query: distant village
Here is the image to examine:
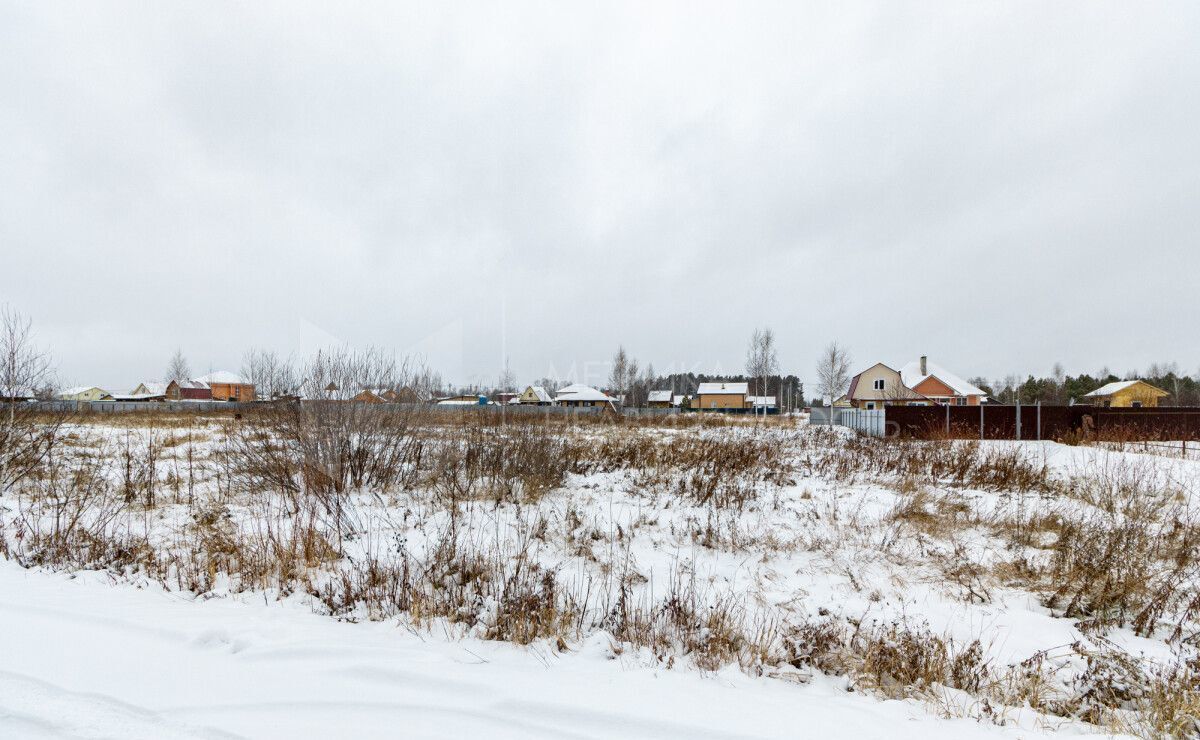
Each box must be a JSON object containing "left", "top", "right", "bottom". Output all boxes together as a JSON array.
[
  {"left": 35, "top": 351, "right": 1185, "bottom": 413},
  {"left": 49, "top": 375, "right": 783, "bottom": 414}
]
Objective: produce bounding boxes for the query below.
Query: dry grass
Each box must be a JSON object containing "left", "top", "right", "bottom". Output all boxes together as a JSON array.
[{"left": 4, "top": 412, "right": 1200, "bottom": 735}]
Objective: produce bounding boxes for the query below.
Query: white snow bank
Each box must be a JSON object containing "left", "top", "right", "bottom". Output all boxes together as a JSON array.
[{"left": 0, "top": 563, "right": 1052, "bottom": 740}]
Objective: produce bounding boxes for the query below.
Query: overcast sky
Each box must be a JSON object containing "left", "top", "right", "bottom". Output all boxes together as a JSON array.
[{"left": 2, "top": 2, "right": 1198, "bottom": 391}]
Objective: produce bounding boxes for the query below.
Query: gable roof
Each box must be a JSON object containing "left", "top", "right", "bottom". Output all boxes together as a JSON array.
[
  {"left": 696, "top": 382, "right": 749, "bottom": 396},
  {"left": 554, "top": 384, "right": 615, "bottom": 403},
  {"left": 1084, "top": 379, "right": 1169, "bottom": 398},
  {"left": 846, "top": 363, "right": 899, "bottom": 400},
  {"left": 522, "top": 385, "right": 553, "bottom": 403},
  {"left": 647, "top": 390, "right": 673, "bottom": 403},
  {"left": 899, "top": 359, "right": 986, "bottom": 398},
  {"left": 59, "top": 386, "right": 108, "bottom": 397}
]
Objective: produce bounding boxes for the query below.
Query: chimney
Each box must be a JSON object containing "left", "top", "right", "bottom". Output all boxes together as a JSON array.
[{"left": 920, "top": 355, "right": 927, "bottom": 376}]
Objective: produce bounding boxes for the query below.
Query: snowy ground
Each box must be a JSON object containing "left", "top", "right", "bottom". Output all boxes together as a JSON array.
[
  {"left": 0, "top": 561, "right": 1074, "bottom": 740},
  {"left": 3, "top": 413, "right": 1197, "bottom": 738}
]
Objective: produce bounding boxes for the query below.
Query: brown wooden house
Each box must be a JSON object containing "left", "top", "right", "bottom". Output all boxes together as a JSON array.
[{"left": 195, "top": 371, "right": 255, "bottom": 402}]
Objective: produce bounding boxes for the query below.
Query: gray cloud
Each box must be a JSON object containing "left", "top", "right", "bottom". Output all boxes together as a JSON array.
[{"left": 2, "top": 1, "right": 1197, "bottom": 390}]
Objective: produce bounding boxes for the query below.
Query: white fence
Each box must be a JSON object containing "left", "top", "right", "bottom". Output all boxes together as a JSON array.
[{"left": 810, "top": 407, "right": 887, "bottom": 437}]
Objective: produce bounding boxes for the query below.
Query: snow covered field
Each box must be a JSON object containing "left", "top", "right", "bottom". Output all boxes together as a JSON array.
[
  {"left": 0, "top": 561, "right": 1047, "bottom": 740},
  {"left": 2, "top": 409, "right": 1198, "bottom": 737}
]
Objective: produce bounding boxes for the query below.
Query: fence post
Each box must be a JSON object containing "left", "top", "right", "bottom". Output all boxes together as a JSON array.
[
  {"left": 1016, "top": 402, "right": 1021, "bottom": 441},
  {"left": 980, "top": 403, "right": 984, "bottom": 441},
  {"left": 945, "top": 404, "right": 950, "bottom": 436},
  {"left": 1037, "top": 400, "right": 1041, "bottom": 441}
]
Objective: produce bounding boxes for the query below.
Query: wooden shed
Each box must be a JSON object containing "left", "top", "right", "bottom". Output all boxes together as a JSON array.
[
  {"left": 1083, "top": 380, "right": 1169, "bottom": 408},
  {"left": 694, "top": 382, "right": 750, "bottom": 411}
]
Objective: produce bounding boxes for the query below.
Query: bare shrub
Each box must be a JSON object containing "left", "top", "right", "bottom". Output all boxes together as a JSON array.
[
  {"left": 799, "top": 432, "right": 1050, "bottom": 493},
  {"left": 0, "top": 306, "right": 68, "bottom": 496},
  {"left": 8, "top": 440, "right": 145, "bottom": 570},
  {"left": 426, "top": 418, "right": 574, "bottom": 505},
  {"left": 225, "top": 349, "right": 429, "bottom": 540},
  {"left": 574, "top": 429, "right": 791, "bottom": 508}
]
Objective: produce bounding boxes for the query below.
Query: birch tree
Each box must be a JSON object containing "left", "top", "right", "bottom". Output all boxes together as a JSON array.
[
  {"left": 746, "top": 328, "right": 779, "bottom": 416},
  {"left": 0, "top": 306, "right": 59, "bottom": 495},
  {"left": 815, "top": 341, "right": 851, "bottom": 408},
  {"left": 165, "top": 348, "right": 191, "bottom": 383}
]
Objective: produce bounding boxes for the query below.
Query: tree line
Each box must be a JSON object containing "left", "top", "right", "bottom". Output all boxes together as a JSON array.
[{"left": 968, "top": 362, "right": 1200, "bottom": 406}]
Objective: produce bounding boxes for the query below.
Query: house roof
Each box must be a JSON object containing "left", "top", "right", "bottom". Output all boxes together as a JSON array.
[
  {"left": 437, "top": 397, "right": 486, "bottom": 405},
  {"left": 1084, "top": 379, "right": 1168, "bottom": 398},
  {"left": 672, "top": 394, "right": 687, "bottom": 406},
  {"left": 845, "top": 367, "right": 872, "bottom": 399},
  {"left": 523, "top": 386, "right": 553, "bottom": 403},
  {"left": 136, "top": 382, "right": 169, "bottom": 396},
  {"left": 59, "top": 386, "right": 107, "bottom": 396},
  {"left": 847, "top": 363, "right": 926, "bottom": 401},
  {"left": 899, "top": 359, "right": 986, "bottom": 398},
  {"left": 749, "top": 395, "right": 777, "bottom": 407},
  {"left": 696, "top": 382, "right": 749, "bottom": 396},
  {"left": 194, "top": 371, "right": 246, "bottom": 385},
  {"left": 554, "top": 384, "right": 615, "bottom": 403},
  {"left": 176, "top": 379, "right": 210, "bottom": 390},
  {"left": 647, "top": 390, "right": 673, "bottom": 403}
]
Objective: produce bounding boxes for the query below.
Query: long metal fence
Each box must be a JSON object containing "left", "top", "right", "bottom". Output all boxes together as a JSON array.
[{"left": 882, "top": 404, "right": 1200, "bottom": 441}]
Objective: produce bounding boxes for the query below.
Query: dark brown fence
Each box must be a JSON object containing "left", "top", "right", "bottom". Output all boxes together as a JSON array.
[
  {"left": 884, "top": 405, "right": 1200, "bottom": 441},
  {"left": 1092, "top": 407, "right": 1200, "bottom": 441}
]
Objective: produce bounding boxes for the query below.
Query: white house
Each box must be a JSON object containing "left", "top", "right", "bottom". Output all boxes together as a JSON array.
[
  {"left": 554, "top": 384, "right": 617, "bottom": 408},
  {"left": 749, "top": 395, "right": 777, "bottom": 411}
]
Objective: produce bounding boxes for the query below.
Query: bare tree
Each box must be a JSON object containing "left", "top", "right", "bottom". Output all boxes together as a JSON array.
[
  {"left": 746, "top": 328, "right": 779, "bottom": 416},
  {"left": 241, "top": 348, "right": 298, "bottom": 400},
  {"left": 0, "top": 306, "right": 61, "bottom": 495},
  {"left": 533, "top": 376, "right": 561, "bottom": 394},
  {"left": 498, "top": 357, "right": 517, "bottom": 394},
  {"left": 1050, "top": 362, "right": 1066, "bottom": 403},
  {"left": 624, "top": 356, "right": 640, "bottom": 406},
  {"left": 609, "top": 346, "right": 629, "bottom": 402},
  {"left": 815, "top": 341, "right": 852, "bottom": 408},
  {"left": 165, "top": 348, "right": 191, "bottom": 383},
  {"left": 410, "top": 366, "right": 444, "bottom": 401}
]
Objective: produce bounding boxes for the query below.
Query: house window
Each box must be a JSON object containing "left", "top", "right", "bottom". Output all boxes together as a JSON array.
[
  {"left": 873, "top": 379, "right": 885, "bottom": 391},
  {"left": 956, "top": 397, "right": 967, "bottom": 406},
  {"left": 865, "top": 402, "right": 876, "bottom": 410},
  {"left": 1131, "top": 401, "right": 1142, "bottom": 408}
]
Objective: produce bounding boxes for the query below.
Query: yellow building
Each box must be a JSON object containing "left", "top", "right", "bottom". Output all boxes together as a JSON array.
[
  {"left": 516, "top": 385, "right": 553, "bottom": 405},
  {"left": 694, "top": 382, "right": 749, "bottom": 410},
  {"left": 647, "top": 390, "right": 674, "bottom": 408},
  {"left": 845, "top": 363, "right": 926, "bottom": 409},
  {"left": 1083, "top": 380, "right": 1169, "bottom": 408},
  {"left": 58, "top": 386, "right": 113, "bottom": 402}
]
